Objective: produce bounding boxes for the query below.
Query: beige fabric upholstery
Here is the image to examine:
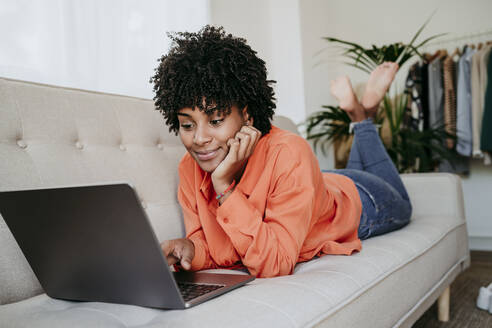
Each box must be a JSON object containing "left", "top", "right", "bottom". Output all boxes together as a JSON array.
[
  {"left": 0, "top": 77, "right": 470, "bottom": 327},
  {"left": 0, "top": 77, "right": 186, "bottom": 304}
]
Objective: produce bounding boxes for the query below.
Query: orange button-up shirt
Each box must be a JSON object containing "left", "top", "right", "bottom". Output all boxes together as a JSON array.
[{"left": 177, "top": 126, "right": 362, "bottom": 278}]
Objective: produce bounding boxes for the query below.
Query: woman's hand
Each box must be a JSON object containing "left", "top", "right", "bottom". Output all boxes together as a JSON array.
[
  {"left": 211, "top": 125, "right": 262, "bottom": 194},
  {"left": 160, "top": 238, "right": 195, "bottom": 270}
]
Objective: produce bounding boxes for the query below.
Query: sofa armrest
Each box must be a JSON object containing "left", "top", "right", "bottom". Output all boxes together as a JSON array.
[{"left": 401, "top": 173, "right": 466, "bottom": 222}]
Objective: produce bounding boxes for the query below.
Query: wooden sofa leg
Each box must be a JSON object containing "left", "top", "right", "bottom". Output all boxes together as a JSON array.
[{"left": 437, "top": 286, "right": 450, "bottom": 322}]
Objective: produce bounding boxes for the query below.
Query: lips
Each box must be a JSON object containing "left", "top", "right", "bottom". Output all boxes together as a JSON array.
[{"left": 195, "top": 149, "right": 219, "bottom": 161}]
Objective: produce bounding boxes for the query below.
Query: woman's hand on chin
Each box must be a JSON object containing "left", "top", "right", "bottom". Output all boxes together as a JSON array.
[{"left": 211, "top": 125, "right": 261, "bottom": 193}]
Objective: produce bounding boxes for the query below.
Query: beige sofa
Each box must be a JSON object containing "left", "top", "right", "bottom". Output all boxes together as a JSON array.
[{"left": 0, "top": 77, "right": 470, "bottom": 327}]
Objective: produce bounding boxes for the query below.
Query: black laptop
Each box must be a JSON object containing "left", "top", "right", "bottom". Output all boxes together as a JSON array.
[{"left": 0, "top": 183, "right": 254, "bottom": 309}]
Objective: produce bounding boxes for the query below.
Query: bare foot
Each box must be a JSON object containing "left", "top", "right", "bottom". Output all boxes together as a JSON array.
[
  {"left": 330, "top": 75, "right": 366, "bottom": 122},
  {"left": 361, "top": 62, "right": 399, "bottom": 118}
]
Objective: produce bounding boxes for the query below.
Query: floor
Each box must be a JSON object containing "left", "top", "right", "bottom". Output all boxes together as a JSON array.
[{"left": 413, "top": 251, "right": 492, "bottom": 328}]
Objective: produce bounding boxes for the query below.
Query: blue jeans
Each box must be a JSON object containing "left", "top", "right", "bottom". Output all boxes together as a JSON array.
[{"left": 324, "top": 119, "right": 412, "bottom": 240}]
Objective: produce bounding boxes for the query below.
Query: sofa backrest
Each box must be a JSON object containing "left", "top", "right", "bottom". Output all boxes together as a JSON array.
[
  {"left": 0, "top": 77, "right": 187, "bottom": 304},
  {"left": 0, "top": 77, "right": 300, "bottom": 305}
]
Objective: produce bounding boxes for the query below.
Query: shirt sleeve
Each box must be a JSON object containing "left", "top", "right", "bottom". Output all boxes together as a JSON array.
[
  {"left": 177, "top": 163, "right": 217, "bottom": 271},
  {"left": 215, "top": 144, "right": 318, "bottom": 278}
]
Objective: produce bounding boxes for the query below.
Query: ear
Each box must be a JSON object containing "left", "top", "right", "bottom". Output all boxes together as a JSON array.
[{"left": 241, "top": 106, "right": 253, "bottom": 125}]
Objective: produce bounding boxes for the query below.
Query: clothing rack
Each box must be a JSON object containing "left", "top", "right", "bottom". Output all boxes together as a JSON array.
[
  {"left": 421, "top": 28, "right": 492, "bottom": 51},
  {"left": 406, "top": 27, "right": 492, "bottom": 171}
]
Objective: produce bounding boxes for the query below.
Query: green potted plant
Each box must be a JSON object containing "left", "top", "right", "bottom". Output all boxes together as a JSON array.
[{"left": 305, "top": 21, "right": 457, "bottom": 173}]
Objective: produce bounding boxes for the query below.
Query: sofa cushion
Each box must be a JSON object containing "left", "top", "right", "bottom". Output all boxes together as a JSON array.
[{"left": 0, "top": 209, "right": 468, "bottom": 327}]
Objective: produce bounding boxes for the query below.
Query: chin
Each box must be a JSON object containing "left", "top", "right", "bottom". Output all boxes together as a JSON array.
[
  {"left": 193, "top": 156, "right": 221, "bottom": 173},
  {"left": 198, "top": 163, "right": 217, "bottom": 173}
]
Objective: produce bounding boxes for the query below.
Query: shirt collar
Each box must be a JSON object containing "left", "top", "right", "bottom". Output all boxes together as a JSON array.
[{"left": 198, "top": 168, "right": 214, "bottom": 202}]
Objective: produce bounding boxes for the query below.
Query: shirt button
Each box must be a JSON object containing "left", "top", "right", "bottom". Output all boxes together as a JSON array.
[
  {"left": 119, "top": 144, "right": 126, "bottom": 151},
  {"left": 157, "top": 143, "right": 163, "bottom": 150},
  {"left": 223, "top": 218, "right": 229, "bottom": 224},
  {"left": 75, "top": 141, "right": 84, "bottom": 150}
]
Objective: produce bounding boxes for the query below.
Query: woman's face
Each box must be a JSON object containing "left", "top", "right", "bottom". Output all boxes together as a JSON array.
[{"left": 177, "top": 105, "right": 249, "bottom": 172}]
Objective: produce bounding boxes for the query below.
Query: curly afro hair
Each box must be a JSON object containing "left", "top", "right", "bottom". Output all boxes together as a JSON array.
[{"left": 150, "top": 25, "right": 276, "bottom": 135}]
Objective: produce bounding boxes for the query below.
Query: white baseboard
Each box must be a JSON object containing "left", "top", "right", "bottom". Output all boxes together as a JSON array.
[{"left": 469, "top": 236, "right": 492, "bottom": 251}]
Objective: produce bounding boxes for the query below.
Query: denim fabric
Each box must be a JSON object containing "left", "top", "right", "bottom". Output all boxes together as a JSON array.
[{"left": 324, "top": 119, "right": 412, "bottom": 240}]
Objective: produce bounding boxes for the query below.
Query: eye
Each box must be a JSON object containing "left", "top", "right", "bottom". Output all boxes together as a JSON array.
[
  {"left": 210, "top": 119, "right": 224, "bottom": 126},
  {"left": 179, "top": 122, "right": 194, "bottom": 130}
]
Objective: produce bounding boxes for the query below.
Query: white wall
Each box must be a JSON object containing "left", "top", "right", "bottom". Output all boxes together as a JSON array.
[
  {"left": 210, "top": 0, "right": 306, "bottom": 125},
  {"left": 0, "top": 0, "right": 209, "bottom": 99},
  {"left": 211, "top": 0, "right": 492, "bottom": 250}
]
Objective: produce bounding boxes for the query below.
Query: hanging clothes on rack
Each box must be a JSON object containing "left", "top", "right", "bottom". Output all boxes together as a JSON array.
[
  {"left": 423, "top": 51, "right": 466, "bottom": 174},
  {"left": 427, "top": 54, "right": 444, "bottom": 131},
  {"left": 436, "top": 49, "right": 471, "bottom": 175},
  {"left": 456, "top": 46, "right": 476, "bottom": 157},
  {"left": 478, "top": 44, "right": 492, "bottom": 165},
  {"left": 481, "top": 45, "right": 492, "bottom": 156},
  {"left": 404, "top": 61, "right": 428, "bottom": 131},
  {"left": 470, "top": 45, "right": 492, "bottom": 158},
  {"left": 443, "top": 55, "right": 457, "bottom": 149},
  {"left": 404, "top": 28, "right": 492, "bottom": 172}
]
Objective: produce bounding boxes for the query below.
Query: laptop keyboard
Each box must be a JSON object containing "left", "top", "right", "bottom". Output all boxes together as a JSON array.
[{"left": 177, "top": 282, "right": 225, "bottom": 302}]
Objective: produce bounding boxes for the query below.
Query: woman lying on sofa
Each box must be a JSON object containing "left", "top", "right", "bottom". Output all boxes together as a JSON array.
[{"left": 150, "top": 25, "right": 412, "bottom": 278}]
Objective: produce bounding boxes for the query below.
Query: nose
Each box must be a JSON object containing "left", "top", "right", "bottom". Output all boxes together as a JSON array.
[{"left": 193, "top": 124, "right": 212, "bottom": 145}]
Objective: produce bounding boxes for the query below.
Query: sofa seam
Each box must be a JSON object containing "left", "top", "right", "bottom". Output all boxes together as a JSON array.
[
  {"left": 232, "top": 295, "right": 298, "bottom": 327},
  {"left": 0, "top": 77, "right": 152, "bottom": 102},
  {"left": 268, "top": 281, "right": 336, "bottom": 303}
]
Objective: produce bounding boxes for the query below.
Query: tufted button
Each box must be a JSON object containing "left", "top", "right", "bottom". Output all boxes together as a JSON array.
[
  {"left": 75, "top": 141, "right": 84, "bottom": 150},
  {"left": 223, "top": 217, "right": 229, "bottom": 224},
  {"left": 119, "top": 144, "right": 126, "bottom": 151},
  {"left": 157, "top": 143, "right": 163, "bottom": 150},
  {"left": 16, "top": 139, "right": 27, "bottom": 149}
]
